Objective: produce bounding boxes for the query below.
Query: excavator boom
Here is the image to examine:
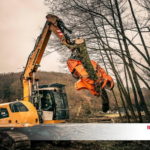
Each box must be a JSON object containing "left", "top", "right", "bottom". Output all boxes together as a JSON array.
[
  {"left": 22, "top": 14, "right": 75, "bottom": 101},
  {"left": 22, "top": 21, "right": 51, "bottom": 101}
]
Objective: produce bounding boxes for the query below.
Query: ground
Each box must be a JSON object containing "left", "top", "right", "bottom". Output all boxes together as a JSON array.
[{"left": 31, "top": 141, "right": 150, "bottom": 150}]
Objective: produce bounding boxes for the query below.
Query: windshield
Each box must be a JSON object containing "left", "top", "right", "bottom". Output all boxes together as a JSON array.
[
  {"left": 39, "top": 90, "right": 54, "bottom": 111},
  {"left": 39, "top": 90, "right": 69, "bottom": 120}
]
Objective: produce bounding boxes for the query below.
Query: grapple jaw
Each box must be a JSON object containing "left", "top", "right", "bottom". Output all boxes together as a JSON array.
[{"left": 67, "top": 59, "right": 114, "bottom": 96}]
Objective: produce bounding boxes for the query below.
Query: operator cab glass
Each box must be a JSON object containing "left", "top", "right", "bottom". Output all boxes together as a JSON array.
[
  {"left": 32, "top": 83, "right": 69, "bottom": 121},
  {"left": 0, "top": 108, "right": 9, "bottom": 119},
  {"left": 9, "top": 102, "right": 28, "bottom": 112}
]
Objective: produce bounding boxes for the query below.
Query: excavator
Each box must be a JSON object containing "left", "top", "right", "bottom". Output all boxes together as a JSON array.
[{"left": 0, "top": 14, "right": 114, "bottom": 149}]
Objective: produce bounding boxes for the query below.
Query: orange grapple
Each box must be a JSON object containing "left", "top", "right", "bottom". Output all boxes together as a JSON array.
[{"left": 67, "top": 59, "right": 114, "bottom": 96}]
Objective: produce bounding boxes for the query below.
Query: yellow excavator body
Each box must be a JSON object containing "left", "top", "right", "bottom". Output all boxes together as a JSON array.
[
  {"left": 0, "top": 101, "right": 39, "bottom": 127},
  {"left": 0, "top": 100, "right": 65, "bottom": 127}
]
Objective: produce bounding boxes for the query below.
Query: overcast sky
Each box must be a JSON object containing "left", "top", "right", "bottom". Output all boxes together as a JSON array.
[{"left": 0, "top": 0, "right": 62, "bottom": 73}]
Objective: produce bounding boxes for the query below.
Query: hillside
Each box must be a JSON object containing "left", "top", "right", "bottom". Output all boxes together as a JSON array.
[{"left": 0, "top": 71, "right": 149, "bottom": 119}]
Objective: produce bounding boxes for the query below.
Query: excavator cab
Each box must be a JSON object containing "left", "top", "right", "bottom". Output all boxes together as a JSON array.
[{"left": 31, "top": 83, "right": 69, "bottom": 123}]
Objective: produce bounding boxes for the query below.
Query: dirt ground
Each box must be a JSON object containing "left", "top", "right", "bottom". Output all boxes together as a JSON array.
[{"left": 31, "top": 141, "right": 150, "bottom": 150}]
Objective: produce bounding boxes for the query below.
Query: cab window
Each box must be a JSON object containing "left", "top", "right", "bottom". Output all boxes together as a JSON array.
[
  {"left": 0, "top": 108, "right": 9, "bottom": 119},
  {"left": 40, "top": 90, "right": 54, "bottom": 111},
  {"left": 9, "top": 102, "right": 28, "bottom": 112}
]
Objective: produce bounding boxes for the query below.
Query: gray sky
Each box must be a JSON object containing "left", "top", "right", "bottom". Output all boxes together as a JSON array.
[{"left": 0, "top": 0, "right": 61, "bottom": 73}]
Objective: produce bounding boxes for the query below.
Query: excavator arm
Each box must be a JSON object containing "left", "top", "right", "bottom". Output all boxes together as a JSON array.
[
  {"left": 22, "top": 14, "right": 75, "bottom": 101},
  {"left": 22, "top": 21, "right": 50, "bottom": 101}
]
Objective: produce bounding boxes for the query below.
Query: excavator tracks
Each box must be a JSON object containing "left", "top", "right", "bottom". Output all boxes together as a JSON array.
[{"left": 0, "top": 131, "right": 31, "bottom": 150}]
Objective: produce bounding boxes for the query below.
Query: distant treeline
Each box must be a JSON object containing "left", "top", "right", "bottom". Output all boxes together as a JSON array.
[{"left": 0, "top": 72, "right": 149, "bottom": 118}]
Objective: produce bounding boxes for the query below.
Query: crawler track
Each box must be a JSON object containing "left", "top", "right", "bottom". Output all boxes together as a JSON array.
[{"left": 0, "top": 131, "right": 31, "bottom": 150}]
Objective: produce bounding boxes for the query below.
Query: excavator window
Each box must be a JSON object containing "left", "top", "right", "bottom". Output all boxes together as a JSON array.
[
  {"left": 0, "top": 108, "right": 9, "bottom": 119},
  {"left": 39, "top": 90, "right": 55, "bottom": 111},
  {"left": 9, "top": 102, "right": 28, "bottom": 112}
]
